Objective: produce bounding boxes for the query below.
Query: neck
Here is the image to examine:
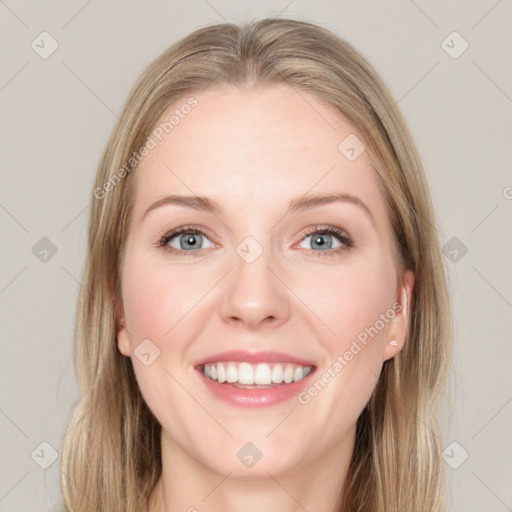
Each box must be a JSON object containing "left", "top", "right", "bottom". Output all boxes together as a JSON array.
[{"left": 148, "top": 425, "right": 355, "bottom": 512}]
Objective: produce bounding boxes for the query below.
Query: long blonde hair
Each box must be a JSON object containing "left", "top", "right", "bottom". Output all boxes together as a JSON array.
[{"left": 60, "top": 18, "right": 453, "bottom": 511}]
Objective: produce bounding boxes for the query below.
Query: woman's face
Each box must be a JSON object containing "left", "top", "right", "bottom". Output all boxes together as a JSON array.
[{"left": 117, "top": 83, "right": 413, "bottom": 479}]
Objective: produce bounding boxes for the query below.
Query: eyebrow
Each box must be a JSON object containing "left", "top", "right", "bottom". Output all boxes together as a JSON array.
[
  {"left": 288, "top": 192, "right": 375, "bottom": 227},
  {"left": 142, "top": 192, "right": 375, "bottom": 227}
]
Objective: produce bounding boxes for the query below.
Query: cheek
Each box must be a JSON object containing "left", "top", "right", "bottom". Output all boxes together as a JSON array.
[
  {"left": 121, "top": 256, "right": 204, "bottom": 348},
  {"left": 120, "top": 256, "right": 208, "bottom": 430},
  {"left": 291, "top": 260, "right": 394, "bottom": 432},
  {"left": 295, "top": 258, "right": 394, "bottom": 350}
]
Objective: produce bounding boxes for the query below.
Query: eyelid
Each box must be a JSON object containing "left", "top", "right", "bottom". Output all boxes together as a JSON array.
[{"left": 298, "top": 224, "right": 352, "bottom": 243}]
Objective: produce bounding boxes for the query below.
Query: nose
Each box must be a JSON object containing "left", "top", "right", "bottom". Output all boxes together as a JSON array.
[{"left": 219, "top": 243, "right": 291, "bottom": 330}]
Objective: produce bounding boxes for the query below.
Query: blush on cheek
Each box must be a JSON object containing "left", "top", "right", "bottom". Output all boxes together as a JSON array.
[
  {"left": 122, "top": 264, "right": 213, "bottom": 363},
  {"left": 301, "top": 268, "right": 388, "bottom": 343}
]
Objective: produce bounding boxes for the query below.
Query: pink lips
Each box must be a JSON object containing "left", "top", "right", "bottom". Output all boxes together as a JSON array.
[
  {"left": 195, "top": 350, "right": 316, "bottom": 408},
  {"left": 195, "top": 350, "right": 315, "bottom": 367}
]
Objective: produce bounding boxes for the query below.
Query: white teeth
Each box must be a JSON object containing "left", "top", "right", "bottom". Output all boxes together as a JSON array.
[
  {"left": 217, "top": 362, "right": 226, "bottom": 383},
  {"left": 254, "top": 363, "right": 272, "bottom": 385},
  {"left": 271, "top": 364, "right": 284, "bottom": 383},
  {"left": 238, "top": 362, "right": 254, "bottom": 384},
  {"left": 293, "top": 366, "right": 304, "bottom": 382},
  {"left": 226, "top": 363, "right": 238, "bottom": 383},
  {"left": 283, "top": 364, "right": 294, "bottom": 383},
  {"left": 202, "top": 361, "right": 313, "bottom": 386}
]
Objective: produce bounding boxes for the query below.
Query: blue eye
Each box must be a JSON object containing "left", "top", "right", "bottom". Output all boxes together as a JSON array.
[
  {"left": 159, "top": 226, "right": 214, "bottom": 254},
  {"left": 158, "top": 224, "right": 353, "bottom": 258},
  {"left": 298, "top": 226, "right": 353, "bottom": 257}
]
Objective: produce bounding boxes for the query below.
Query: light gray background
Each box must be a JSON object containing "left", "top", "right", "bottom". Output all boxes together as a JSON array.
[{"left": 0, "top": 1, "right": 511, "bottom": 511}]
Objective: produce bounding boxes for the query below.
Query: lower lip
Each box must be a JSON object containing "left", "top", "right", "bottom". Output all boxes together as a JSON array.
[{"left": 196, "top": 368, "right": 316, "bottom": 408}]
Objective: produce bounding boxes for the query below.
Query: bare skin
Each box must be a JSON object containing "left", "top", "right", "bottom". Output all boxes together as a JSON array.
[{"left": 116, "top": 83, "right": 414, "bottom": 511}]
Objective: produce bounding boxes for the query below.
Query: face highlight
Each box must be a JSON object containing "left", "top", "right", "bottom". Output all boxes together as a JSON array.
[{"left": 116, "top": 83, "right": 413, "bottom": 483}]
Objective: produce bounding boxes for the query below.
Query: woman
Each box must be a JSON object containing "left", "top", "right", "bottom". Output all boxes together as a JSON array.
[{"left": 60, "top": 17, "right": 453, "bottom": 511}]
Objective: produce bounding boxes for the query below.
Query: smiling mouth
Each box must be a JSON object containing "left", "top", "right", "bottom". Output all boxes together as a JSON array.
[{"left": 198, "top": 361, "right": 315, "bottom": 388}]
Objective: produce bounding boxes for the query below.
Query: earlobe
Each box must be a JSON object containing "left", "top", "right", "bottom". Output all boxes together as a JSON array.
[{"left": 382, "top": 270, "right": 414, "bottom": 362}]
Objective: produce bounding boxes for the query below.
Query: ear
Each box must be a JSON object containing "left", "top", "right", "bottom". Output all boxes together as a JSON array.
[
  {"left": 116, "top": 300, "right": 131, "bottom": 357},
  {"left": 382, "top": 270, "right": 414, "bottom": 362}
]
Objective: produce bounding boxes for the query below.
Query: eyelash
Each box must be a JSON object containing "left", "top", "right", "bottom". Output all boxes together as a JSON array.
[{"left": 156, "top": 224, "right": 354, "bottom": 258}]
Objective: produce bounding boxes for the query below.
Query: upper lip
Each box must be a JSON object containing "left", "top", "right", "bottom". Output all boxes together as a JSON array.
[{"left": 195, "top": 350, "right": 316, "bottom": 368}]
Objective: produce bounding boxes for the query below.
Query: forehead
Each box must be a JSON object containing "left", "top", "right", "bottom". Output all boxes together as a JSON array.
[{"left": 132, "top": 83, "right": 387, "bottom": 227}]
